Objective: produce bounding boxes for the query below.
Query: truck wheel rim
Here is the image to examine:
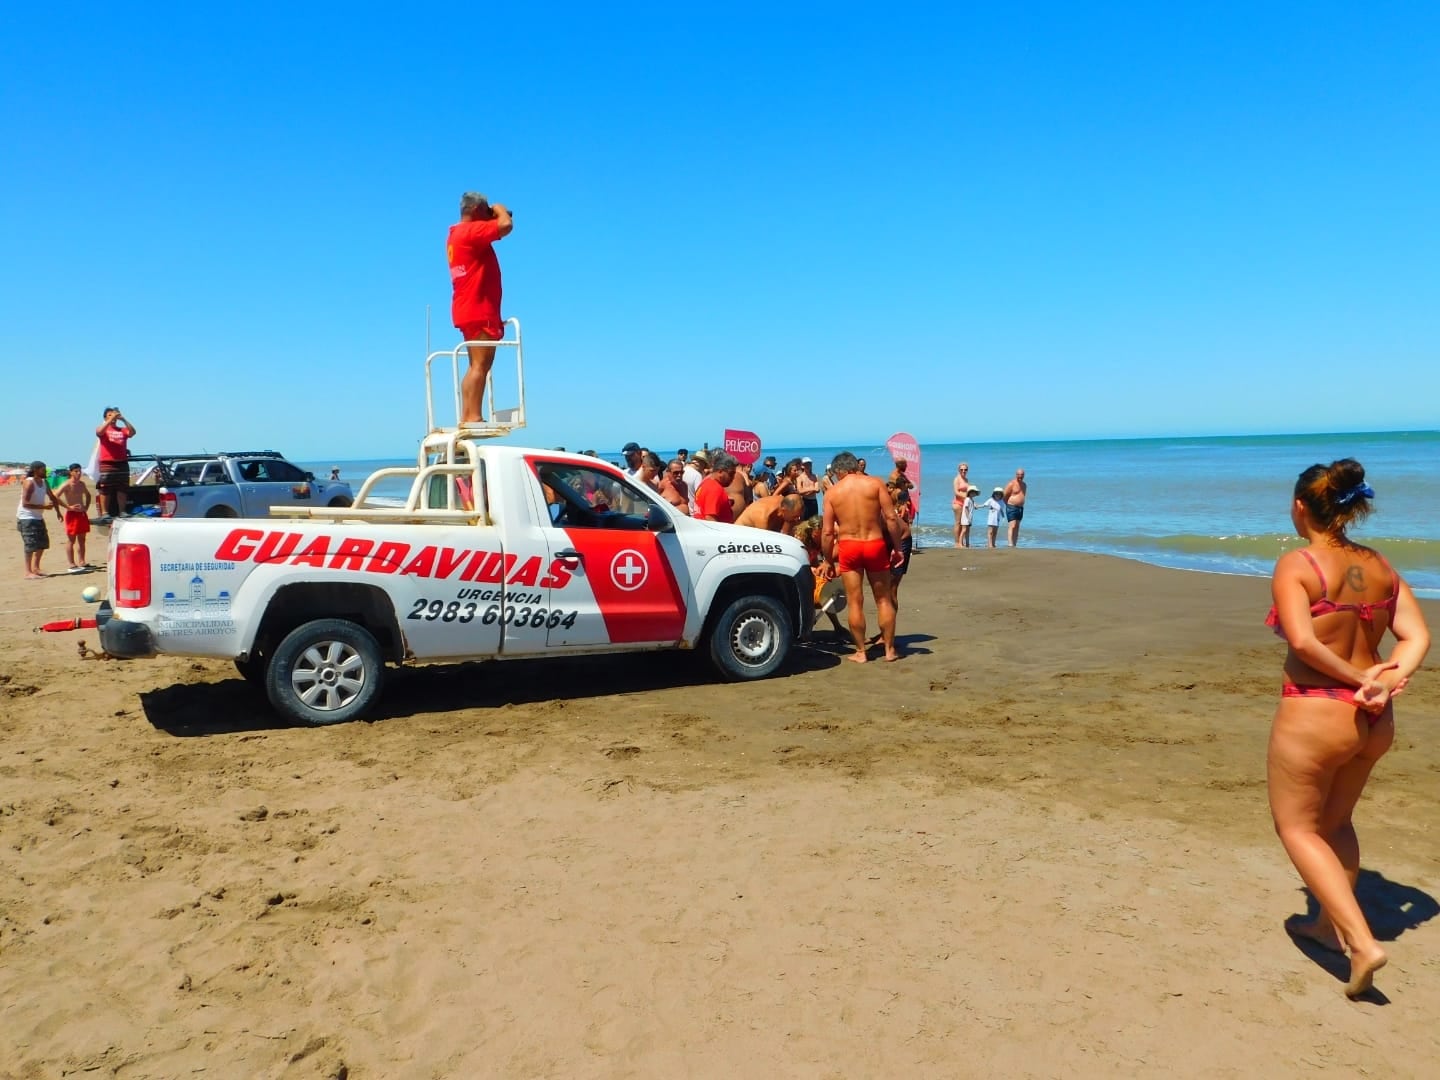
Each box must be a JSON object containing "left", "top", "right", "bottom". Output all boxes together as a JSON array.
[
  {"left": 730, "top": 611, "right": 776, "bottom": 666},
  {"left": 292, "top": 641, "right": 366, "bottom": 712}
]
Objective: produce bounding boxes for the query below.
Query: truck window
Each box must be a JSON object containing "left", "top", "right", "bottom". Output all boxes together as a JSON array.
[
  {"left": 424, "top": 472, "right": 477, "bottom": 512},
  {"left": 237, "top": 459, "right": 306, "bottom": 483},
  {"left": 534, "top": 462, "right": 655, "bottom": 531}
]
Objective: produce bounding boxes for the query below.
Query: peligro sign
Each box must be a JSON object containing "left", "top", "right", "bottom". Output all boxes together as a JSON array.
[{"left": 722, "top": 427, "right": 762, "bottom": 465}]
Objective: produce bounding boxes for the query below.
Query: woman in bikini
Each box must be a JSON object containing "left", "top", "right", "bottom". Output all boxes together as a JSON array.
[
  {"left": 951, "top": 462, "right": 970, "bottom": 547},
  {"left": 1266, "top": 458, "right": 1429, "bottom": 998}
]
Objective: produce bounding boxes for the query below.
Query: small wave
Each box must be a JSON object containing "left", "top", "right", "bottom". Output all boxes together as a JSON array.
[
  {"left": 910, "top": 528, "right": 1440, "bottom": 594},
  {"left": 1147, "top": 533, "right": 1440, "bottom": 574}
]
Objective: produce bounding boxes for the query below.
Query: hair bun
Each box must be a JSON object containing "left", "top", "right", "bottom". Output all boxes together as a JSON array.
[{"left": 1329, "top": 458, "right": 1366, "bottom": 492}]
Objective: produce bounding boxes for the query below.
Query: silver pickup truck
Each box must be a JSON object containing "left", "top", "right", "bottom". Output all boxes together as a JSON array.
[{"left": 128, "top": 451, "right": 354, "bottom": 519}]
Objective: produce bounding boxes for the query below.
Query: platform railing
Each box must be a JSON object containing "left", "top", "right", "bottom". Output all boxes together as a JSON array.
[{"left": 424, "top": 316, "right": 525, "bottom": 440}]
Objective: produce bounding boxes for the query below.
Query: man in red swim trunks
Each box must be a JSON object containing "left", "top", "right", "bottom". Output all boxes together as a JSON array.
[
  {"left": 447, "top": 192, "right": 514, "bottom": 424},
  {"left": 821, "top": 450, "right": 905, "bottom": 662}
]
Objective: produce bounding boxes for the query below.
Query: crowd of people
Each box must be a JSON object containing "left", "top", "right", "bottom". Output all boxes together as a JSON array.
[{"left": 585, "top": 442, "right": 921, "bottom": 661}]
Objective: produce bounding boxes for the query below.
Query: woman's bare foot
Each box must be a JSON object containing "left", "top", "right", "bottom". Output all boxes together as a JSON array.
[
  {"left": 1345, "top": 944, "right": 1387, "bottom": 999},
  {"left": 1285, "top": 914, "right": 1344, "bottom": 954},
  {"left": 884, "top": 648, "right": 901, "bottom": 662},
  {"left": 844, "top": 651, "right": 868, "bottom": 664}
]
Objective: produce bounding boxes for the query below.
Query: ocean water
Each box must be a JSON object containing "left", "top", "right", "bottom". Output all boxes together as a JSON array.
[{"left": 300, "top": 430, "right": 1440, "bottom": 595}]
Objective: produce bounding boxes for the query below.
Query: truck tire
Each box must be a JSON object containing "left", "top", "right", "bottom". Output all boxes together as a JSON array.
[
  {"left": 206, "top": 506, "right": 238, "bottom": 518},
  {"left": 708, "top": 594, "right": 791, "bottom": 681},
  {"left": 327, "top": 495, "right": 353, "bottom": 508},
  {"left": 265, "top": 619, "right": 383, "bottom": 725}
]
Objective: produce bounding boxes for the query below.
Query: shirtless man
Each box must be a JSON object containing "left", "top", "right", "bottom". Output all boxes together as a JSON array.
[
  {"left": 734, "top": 494, "right": 805, "bottom": 534},
  {"left": 888, "top": 459, "right": 913, "bottom": 491},
  {"left": 1002, "top": 467, "right": 1027, "bottom": 547},
  {"left": 794, "top": 458, "right": 820, "bottom": 519},
  {"left": 658, "top": 459, "right": 690, "bottom": 515},
  {"left": 55, "top": 463, "right": 94, "bottom": 571},
  {"left": 725, "top": 461, "right": 754, "bottom": 520},
  {"left": 821, "top": 451, "right": 904, "bottom": 662}
]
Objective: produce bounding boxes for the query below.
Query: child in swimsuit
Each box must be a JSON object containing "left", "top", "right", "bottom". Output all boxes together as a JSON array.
[
  {"left": 55, "top": 463, "right": 94, "bottom": 572},
  {"left": 980, "top": 488, "right": 1005, "bottom": 549}
]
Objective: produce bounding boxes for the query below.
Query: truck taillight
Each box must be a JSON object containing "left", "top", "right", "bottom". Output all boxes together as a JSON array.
[
  {"left": 115, "top": 543, "right": 151, "bottom": 608},
  {"left": 159, "top": 488, "right": 177, "bottom": 517}
]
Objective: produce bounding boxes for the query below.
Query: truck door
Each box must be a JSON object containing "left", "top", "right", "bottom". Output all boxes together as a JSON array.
[
  {"left": 234, "top": 457, "right": 314, "bottom": 516},
  {"left": 386, "top": 519, "right": 506, "bottom": 662},
  {"left": 528, "top": 459, "right": 687, "bottom": 648}
]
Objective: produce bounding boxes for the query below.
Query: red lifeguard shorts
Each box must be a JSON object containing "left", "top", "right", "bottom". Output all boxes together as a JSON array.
[
  {"left": 65, "top": 509, "right": 90, "bottom": 537},
  {"left": 458, "top": 320, "right": 503, "bottom": 343},
  {"left": 836, "top": 537, "right": 890, "bottom": 574}
]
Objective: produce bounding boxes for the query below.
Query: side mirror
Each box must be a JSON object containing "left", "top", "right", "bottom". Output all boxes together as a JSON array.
[
  {"left": 647, "top": 505, "right": 675, "bottom": 533},
  {"left": 304, "top": 471, "right": 315, "bottom": 482}
]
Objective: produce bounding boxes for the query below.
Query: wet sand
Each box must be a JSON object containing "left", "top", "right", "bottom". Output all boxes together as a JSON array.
[{"left": 2, "top": 483, "right": 1438, "bottom": 1077}]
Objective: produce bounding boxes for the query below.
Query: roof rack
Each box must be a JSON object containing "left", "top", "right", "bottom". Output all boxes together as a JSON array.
[{"left": 124, "top": 451, "right": 284, "bottom": 462}]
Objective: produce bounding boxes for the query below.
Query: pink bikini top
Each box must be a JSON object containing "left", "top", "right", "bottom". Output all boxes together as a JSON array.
[{"left": 1265, "top": 549, "right": 1399, "bottom": 639}]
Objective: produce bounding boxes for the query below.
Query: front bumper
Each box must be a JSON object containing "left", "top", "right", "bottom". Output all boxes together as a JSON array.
[{"left": 96, "top": 602, "right": 156, "bottom": 658}]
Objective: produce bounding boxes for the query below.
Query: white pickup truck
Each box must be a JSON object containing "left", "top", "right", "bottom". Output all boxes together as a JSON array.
[{"left": 97, "top": 440, "right": 814, "bottom": 726}]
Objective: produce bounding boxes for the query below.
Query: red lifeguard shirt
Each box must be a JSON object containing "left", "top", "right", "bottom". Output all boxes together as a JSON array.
[
  {"left": 97, "top": 425, "right": 130, "bottom": 464},
  {"left": 693, "top": 477, "right": 735, "bottom": 523},
  {"left": 447, "top": 219, "right": 504, "bottom": 328}
]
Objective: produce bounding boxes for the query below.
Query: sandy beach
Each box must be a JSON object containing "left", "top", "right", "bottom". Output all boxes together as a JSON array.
[{"left": 2, "top": 482, "right": 1438, "bottom": 1078}]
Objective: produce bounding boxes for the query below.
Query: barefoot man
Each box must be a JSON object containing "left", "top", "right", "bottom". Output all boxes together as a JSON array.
[
  {"left": 447, "top": 192, "right": 513, "bottom": 424},
  {"left": 1002, "top": 467, "right": 1027, "bottom": 547},
  {"left": 734, "top": 493, "right": 806, "bottom": 534},
  {"left": 821, "top": 451, "right": 904, "bottom": 662}
]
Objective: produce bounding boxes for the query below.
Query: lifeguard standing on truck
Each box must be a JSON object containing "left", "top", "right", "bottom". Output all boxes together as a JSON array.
[{"left": 447, "top": 192, "right": 513, "bottom": 424}]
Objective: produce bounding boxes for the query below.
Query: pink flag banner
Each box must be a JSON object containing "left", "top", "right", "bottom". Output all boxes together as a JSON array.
[
  {"left": 885, "top": 431, "right": 921, "bottom": 514},
  {"left": 723, "top": 428, "right": 762, "bottom": 466}
]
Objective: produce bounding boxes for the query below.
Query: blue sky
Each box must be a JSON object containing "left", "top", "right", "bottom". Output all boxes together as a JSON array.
[{"left": 4, "top": 2, "right": 1437, "bottom": 464}]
